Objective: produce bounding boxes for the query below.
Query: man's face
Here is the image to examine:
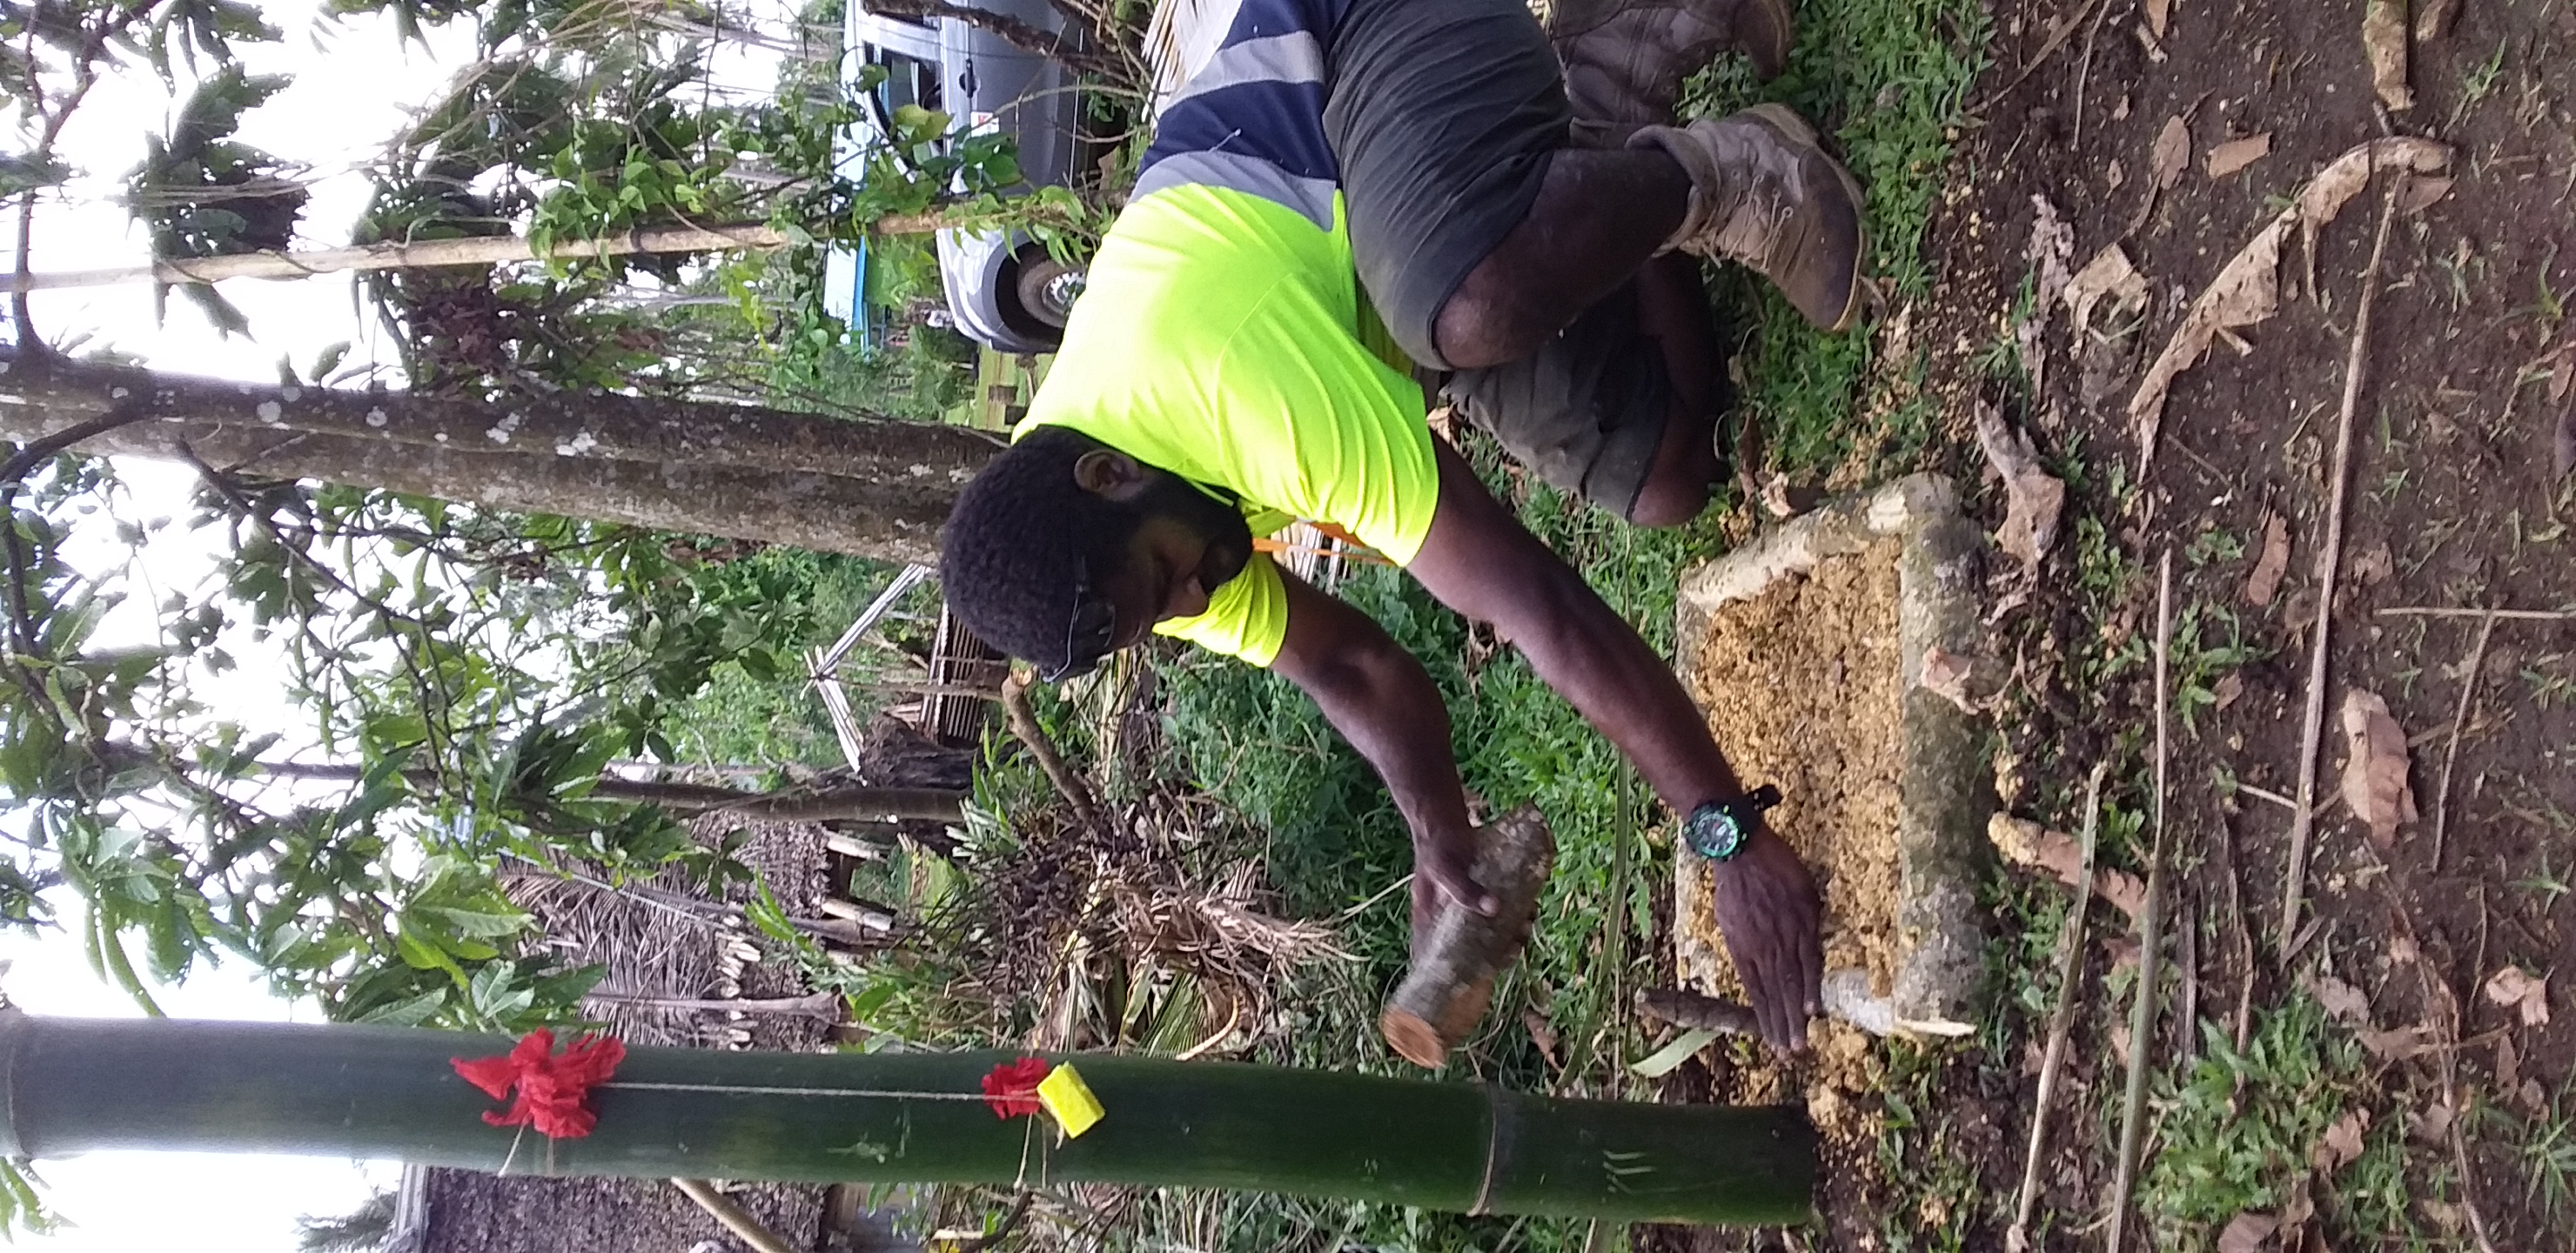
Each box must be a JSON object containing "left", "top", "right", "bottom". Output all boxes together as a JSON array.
[{"left": 1071, "top": 450, "right": 1253, "bottom": 654}]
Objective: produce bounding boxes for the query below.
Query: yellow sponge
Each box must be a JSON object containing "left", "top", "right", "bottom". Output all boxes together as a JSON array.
[{"left": 1036, "top": 1063, "right": 1104, "bottom": 1138}]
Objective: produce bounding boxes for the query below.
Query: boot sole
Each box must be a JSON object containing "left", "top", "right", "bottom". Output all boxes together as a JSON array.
[{"left": 1741, "top": 103, "right": 1866, "bottom": 333}]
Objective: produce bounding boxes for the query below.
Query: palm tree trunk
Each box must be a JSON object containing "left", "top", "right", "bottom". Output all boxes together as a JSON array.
[
  {"left": 0, "top": 351, "right": 998, "bottom": 565},
  {"left": 0, "top": 1012, "right": 1813, "bottom": 1225}
]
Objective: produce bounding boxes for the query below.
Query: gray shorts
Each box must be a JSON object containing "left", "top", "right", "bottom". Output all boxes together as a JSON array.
[{"left": 1323, "top": 0, "right": 1673, "bottom": 517}]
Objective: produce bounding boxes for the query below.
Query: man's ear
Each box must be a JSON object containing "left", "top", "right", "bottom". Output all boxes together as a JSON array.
[{"left": 1071, "top": 448, "right": 1149, "bottom": 500}]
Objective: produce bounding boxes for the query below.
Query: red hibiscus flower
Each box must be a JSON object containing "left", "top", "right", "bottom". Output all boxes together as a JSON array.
[
  {"left": 452, "top": 1029, "right": 627, "bottom": 1139},
  {"left": 980, "top": 1056, "right": 1051, "bottom": 1119}
]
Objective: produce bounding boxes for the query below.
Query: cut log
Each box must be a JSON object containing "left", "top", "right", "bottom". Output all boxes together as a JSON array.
[
  {"left": 1379, "top": 807, "right": 1556, "bottom": 1067},
  {"left": 1636, "top": 988, "right": 1760, "bottom": 1037}
]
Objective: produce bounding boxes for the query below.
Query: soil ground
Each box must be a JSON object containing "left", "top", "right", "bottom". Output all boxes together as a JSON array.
[{"left": 1648, "top": 0, "right": 2576, "bottom": 1249}]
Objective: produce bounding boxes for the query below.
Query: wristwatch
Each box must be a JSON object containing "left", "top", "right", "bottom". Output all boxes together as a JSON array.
[{"left": 1682, "top": 785, "right": 1783, "bottom": 861}]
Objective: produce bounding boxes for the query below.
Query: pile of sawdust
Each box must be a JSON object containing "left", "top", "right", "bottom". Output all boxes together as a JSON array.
[{"left": 1680, "top": 539, "right": 1907, "bottom": 1001}]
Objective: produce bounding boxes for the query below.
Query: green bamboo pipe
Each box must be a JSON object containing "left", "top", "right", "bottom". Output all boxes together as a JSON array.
[{"left": 0, "top": 1012, "right": 1812, "bottom": 1224}]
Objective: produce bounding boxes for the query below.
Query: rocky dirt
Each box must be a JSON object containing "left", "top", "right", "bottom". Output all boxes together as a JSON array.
[{"left": 1654, "top": 0, "right": 2574, "bottom": 1248}]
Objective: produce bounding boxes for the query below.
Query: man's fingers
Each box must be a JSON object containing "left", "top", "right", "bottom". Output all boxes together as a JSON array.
[{"left": 1426, "top": 850, "right": 1496, "bottom": 916}]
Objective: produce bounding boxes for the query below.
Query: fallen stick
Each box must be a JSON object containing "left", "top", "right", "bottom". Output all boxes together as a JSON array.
[
  {"left": 2376, "top": 606, "right": 2576, "bottom": 621},
  {"left": 1381, "top": 807, "right": 1556, "bottom": 1067},
  {"left": 2277, "top": 184, "right": 2403, "bottom": 951},
  {"left": 2006, "top": 761, "right": 2112, "bottom": 1253},
  {"left": 1636, "top": 987, "right": 1760, "bottom": 1037},
  {"left": 2430, "top": 610, "right": 2499, "bottom": 872},
  {"left": 2107, "top": 551, "right": 2177, "bottom": 1253},
  {"left": 1000, "top": 669, "right": 1102, "bottom": 828},
  {"left": 672, "top": 1178, "right": 802, "bottom": 1253}
]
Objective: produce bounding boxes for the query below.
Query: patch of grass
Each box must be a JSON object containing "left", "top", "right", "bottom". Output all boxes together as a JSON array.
[
  {"left": 1679, "top": 0, "right": 1993, "bottom": 481},
  {"left": 2136, "top": 994, "right": 2358, "bottom": 1243},
  {"left": 2169, "top": 603, "right": 2258, "bottom": 735},
  {"left": 2184, "top": 526, "right": 2244, "bottom": 568},
  {"left": 2518, "top": 1082, "right": 2576, "bottom": 1220},
  {"left": 1875, "top": 1042, "right": 1982, "bottom": 1252}
]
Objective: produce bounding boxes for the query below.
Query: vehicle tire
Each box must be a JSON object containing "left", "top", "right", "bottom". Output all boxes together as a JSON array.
[{"left": 1012, "top": 251, "right": 1082, "bottom": 329}]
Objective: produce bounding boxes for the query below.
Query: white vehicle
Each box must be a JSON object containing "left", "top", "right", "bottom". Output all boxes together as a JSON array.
[{"left": 822, "top": 0, "right": 1092, "bottom": 353}]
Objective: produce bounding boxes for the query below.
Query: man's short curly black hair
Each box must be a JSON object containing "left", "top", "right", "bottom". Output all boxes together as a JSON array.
[{"left": 941, "top": 426, "right": 1142, "bottom": 667}]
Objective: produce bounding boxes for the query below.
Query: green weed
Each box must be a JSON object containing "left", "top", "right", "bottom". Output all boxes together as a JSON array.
[
  {"left": 2184, "top": 526, "right": 2244, "bottom": 568},
  {"left": 2520, "top": 1083, "right": 2576, "bottom": 1219},
  {"left": 2137, "top": 994, "right": 2356, "bottom": 1243},
  {"left": 2170, "top": 603, "right": 2258, "bottom": 734}
]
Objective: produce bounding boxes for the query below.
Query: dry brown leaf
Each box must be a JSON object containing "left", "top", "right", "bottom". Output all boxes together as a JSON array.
[
  {"left": 1985, "top": 813, "right": 2146, "bottom": 918},
  {"left": 2396, "top": 174, "right": 2454, "bottom": 214},
  {"left": 2208, "top": 132, "right": 2274, "bottom": 179},
  {"left": 2416, "top": 0, "right": 2462, "bottom": 39},
  {"left": 1974, "top": 400, "right": 2066, "bottom": 566},
  {"left": 2408, "top": 1098, "right": 2455, "bottom": 1144},
  {"left": 2246, "top": 510, "right": 2291, "bottom": 606},
  {"left": 2217, "top": 1212, "right": 2278, "bottom": 1253},
  {"left": 2127, "top": 137, "right": 2451, "bottom": 469},
  {"left": 2065, "top": 245, "right": 2151, "bottom": 340},
  {"left": 2213, "top": 672, "right": 2244, "bottom": 712},
  {"left": 2555, "top": 405, "right": 2574, "bottom": 481},
  {"left": 2365, "top": 0, "right": 2415, "bottom": 111},
  {"left": 2351, "top": 541, "right": 2394, "bottom": 586},
  {"left": 2338, "top": 688, "right": 2418, "bottom": 849},
  {"left": 2312, "top": 1109, "right": 2371, "bottom": 1172},
  {"left": 2152, "top": 116, "right": 2191, "bottom": 190},
  {"left": 2029, "top": 195, "right": 2076, "bottom": 313},
  {"left": 2420, "top": 1198, "right": 2465, "bottom": 1232},
  {"left": 2485, "top": 966, "right": 2551, "bottom": 1027},
  {"left": 2357, "top": 1022, "right": 2437, "bottom": 1062},
  {"left": 2144, "top": 0, "right": 2171, "bottom": 38},
  {"left": 1921, "top": 647, "right": 1979, "bottom": 714},
  {"left": 1522, "top": 1008, "right": 1560, "bottom": 1068},
  {"left": 2497, "top": 1031, "right": 2520, "bottom": 1091},
  {"left": 2306, "top": 973, "right": 2371, "bottom": 1023}
]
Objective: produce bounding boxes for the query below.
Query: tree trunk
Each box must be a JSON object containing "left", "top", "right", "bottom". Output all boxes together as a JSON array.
[
  {"left": 0, "top": 218, "right": 985, "bottom": 294},
  {"left": 252, "top": 761, "right": 969, "bottom": 824},
  {"left": 0, "top": 1012, "right": 1815, "bottom": 1224},
  {"left": 0, "top": 351, "right": 998, "bottom": 566},
  {"left": 582, "top": 991, "right": 843, "bottom": 1019}
]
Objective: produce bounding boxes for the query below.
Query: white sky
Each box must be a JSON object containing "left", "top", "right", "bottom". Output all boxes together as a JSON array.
[{"left": 9, "top": 3, "right": 497, "bottom": 1248}]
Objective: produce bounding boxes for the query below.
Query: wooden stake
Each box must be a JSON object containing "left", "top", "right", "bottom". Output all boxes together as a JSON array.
[
  {"left": 1636, "top": 988, "right": 1760, "bottom": 1037},
  {"left": 2006, "top": 761, "right": 2111, "bottom": 1253},
  {"left": 672, "top": 1178, "right": 803, "bottom": 1253},
  {"left": 2431, "top": 610, "right": 2499, "bottom": 872},
  {"left": 1381, "top": 807, "right": 1556, "bottom": 1067},
  {"left": 2107, "top": 551, "right": 2177, "bottom": 1253},
  {"left": 2378, "top": 606, "right": 2576, "bottom": 621},
  {"left": 2278, "top": 184, "right": 2403, "bottom": 951}
]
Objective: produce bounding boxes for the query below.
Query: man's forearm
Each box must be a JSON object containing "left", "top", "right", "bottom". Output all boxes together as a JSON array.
[
  {"left": 1271, "top": 580, "right": 1477, "bottom": 848},
  {"left": 1405, "top": 442, "right": 1743, "bottom": 816},
  {"left": 1495, "top": 558, "right": 1746, "bottom": 814}
]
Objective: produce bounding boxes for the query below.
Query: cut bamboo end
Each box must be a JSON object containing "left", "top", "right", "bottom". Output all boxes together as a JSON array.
[{"left": 1379, "top": 807, "right": 1556, "bottom": 1067}]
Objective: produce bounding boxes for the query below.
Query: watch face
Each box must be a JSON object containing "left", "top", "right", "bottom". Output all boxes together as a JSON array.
[{"left": 1687, "top": 805, "right": 1745, "bottom": 861}]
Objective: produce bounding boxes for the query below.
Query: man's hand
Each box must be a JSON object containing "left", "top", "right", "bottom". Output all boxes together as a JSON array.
[
  {"left": 1705, "top": 827, "right": 1822, "bottom": 1053},
  {"left": 1408, "top": 823, "right": 1497, "bottom": 957}
]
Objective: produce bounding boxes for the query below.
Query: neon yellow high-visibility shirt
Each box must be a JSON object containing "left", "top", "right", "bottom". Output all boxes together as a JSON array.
[{"left": 1015, "top": 183, "right": 1438, "bottom": 667}]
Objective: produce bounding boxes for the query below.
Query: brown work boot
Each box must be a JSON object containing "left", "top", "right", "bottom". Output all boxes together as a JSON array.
[
  {"left": 1548, "top": 0, "right": 1795, "bottom": 145},
  {"left": 1630, "top": 104, "right": 1865, "bottom": 332}
]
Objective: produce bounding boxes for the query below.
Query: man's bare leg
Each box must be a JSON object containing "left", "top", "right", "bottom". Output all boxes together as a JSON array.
[
  {"left": 1626, "top": 252, "right": 1726, "bottom": 527},
  {"left": 1432, "top": 148, "right": 1689, "bottom": 371}
]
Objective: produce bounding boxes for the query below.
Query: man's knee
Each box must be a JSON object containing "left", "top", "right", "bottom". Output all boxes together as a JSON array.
[
  {"left": 1432, "top": 259, "right": 1559, "bottom": 370},
  {"left": 1626, "top": 477, "right": 1710, "bottom": 528}
]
